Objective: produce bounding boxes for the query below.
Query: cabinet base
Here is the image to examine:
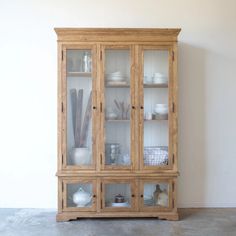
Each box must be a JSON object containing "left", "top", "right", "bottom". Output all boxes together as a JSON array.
[{"left": 56, "top": 211, "right": 179, "bottom": 222}]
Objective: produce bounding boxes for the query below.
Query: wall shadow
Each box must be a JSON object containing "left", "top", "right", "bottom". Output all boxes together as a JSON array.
[{"left": 177, "top": 42, "right": 207, "bottom": 216}]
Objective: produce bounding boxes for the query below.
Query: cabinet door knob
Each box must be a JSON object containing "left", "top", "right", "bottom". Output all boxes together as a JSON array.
[
  {"left": 131, "top": 194, "right": 135, "bottom": 197},
  {"left": 140, "top": 194, "right": 143, "bottom": 198},
  {"left": 140, "top": 106, "right": 144, "bottom": 109},
  {"left": 132, "top": 106, "right": 135, "bottom": 109},
  {"left": 93, "top": 194, "right": 96, "bottom": 198},
  {"left": 93, "top": 106, "right": 96, "bottom": 110}
]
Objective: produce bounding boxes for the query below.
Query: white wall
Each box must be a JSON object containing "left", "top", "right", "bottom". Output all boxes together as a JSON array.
[{"left": 0, "top": 0, "right": 235, "bottom": 208}]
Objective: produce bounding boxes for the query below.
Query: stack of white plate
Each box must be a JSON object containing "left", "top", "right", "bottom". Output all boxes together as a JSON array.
[
  {"left": 152, "top": 72, "right": 168, "bottom": 84},
  {"left": 154, "top": 104, "right": 168, "bottom": 115},
  {"left": 106, "top": 71, "right": 127, "bottom": 83},
  {"left": 111, "top": 202, "right": 129, "bottom": 207}
]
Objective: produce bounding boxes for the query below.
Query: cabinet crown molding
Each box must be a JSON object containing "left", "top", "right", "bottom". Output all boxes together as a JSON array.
[{"left": 54, "top": 28, "right": 181, "bottom": 42}]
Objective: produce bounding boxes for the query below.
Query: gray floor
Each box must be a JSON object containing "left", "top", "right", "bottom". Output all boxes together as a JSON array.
[{"left": 0, "top": 209, "right": 236, "bottom": 236}]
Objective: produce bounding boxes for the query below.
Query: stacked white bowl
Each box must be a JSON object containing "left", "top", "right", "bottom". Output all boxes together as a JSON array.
[
  {"left": 154, "top": 104, "right": 168, "bottom": 115},
  {"left": 106, "top": 71, "right": 126, "bottom": 82},
  {"left": 152, "top": 72, "right": 168, "bottom": 84}
]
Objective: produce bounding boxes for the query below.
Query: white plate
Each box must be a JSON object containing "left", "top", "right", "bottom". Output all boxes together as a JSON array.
[{"left": 111, "top": 202, "right": 129, "bottom": 207}]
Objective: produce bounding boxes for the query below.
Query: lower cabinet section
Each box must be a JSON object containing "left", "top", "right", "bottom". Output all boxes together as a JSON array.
[{"left": 57, "top": 177, "right": 178, "bottom": 221}]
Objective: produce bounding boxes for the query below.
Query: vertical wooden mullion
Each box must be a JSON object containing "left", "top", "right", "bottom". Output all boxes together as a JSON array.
[
  {"left": 58, "top": 178, "right": 63, "bottom": 213},
  {"left": 96, "top": 43, "right": 101, "bottom": 172},
  {"left": 61, "top": 46, "right": 67, "bottom": 169},
  {"left": 134, "top": 45, "right": 139, "bottom": 171},
  {"left": 92, "top": 179, "right": 97, "bottom": 211},
  {"left": 168, "top": 47, "right": 173, "bottom": 169},
  {"left": 172, "top": 42, "right": 178, "bottom": 172},
  {"left": 139, "top": 46, "right": 144, "bottom": 170},
  {"left": 58, "top": 42, "right": 63, "bottom": 172},
  {"left": 92, "top": 45, "right": 97, "bottom": 170},
  {"left": 130, "top": 45, "right": 135, "bottom": 171},
  {"left": 100, "top": 45, "right": 105, "bottom": 170}
]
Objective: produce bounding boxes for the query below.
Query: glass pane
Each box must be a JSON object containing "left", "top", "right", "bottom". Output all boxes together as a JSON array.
[
  {"left": 104, "top": 49, "right": 131, "bottom": 166},
  {"left": 105, "top": 183, "right": 131, "bottom": 207},
  {"left": 66, "top": 49, "right": 93, "bottom": 166},
  {"left": 144, "top": 182, "right": 169, "bottom": 207},
  {"left": 67, "top": 183, "right": 93, "bottom": 208},
  {"left": 143, "top": 50, "right": 169, "bottom": 166}
]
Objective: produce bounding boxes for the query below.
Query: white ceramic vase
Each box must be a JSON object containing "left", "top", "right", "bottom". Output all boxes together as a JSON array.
[{"left": 71, "top": 147, "right": 91, "bottom": 165}]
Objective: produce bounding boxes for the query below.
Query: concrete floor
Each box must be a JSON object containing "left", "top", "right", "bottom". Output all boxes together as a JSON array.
[{"left": 0, "top": 209, "right": 236, "bottom": 236}]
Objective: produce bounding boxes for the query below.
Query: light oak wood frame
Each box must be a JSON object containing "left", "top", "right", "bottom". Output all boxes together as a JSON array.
[
  {"left": 60, "top": 44, "right": 98, "bottom": 170},
  {"left": 62, "top": 178, "right": 97, "bottom": 212},
  {"left": 138, "top": 45, "right": 176, "bottom": 171},
  {"left": 99, "top": 44, "right": 136, "bottom": 171},
  {"left": 100, "top": 178, "right": 138, "bottom": 212}
]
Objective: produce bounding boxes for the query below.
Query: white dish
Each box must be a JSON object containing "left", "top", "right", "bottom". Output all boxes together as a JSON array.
[
  {"left": 111, "top": 202, "right": 129, "bottom": 207},
  {"left": 153, "top": 78, "right": 168, "bottom": 84},
  {"left": 154, "top": 104, "right": 168, "bottom": 114},
  {"left": 106, "top": 80, "right": 128, "bottom": 85},
  {"left": 153, "top": 72, "right": 165, "bottom": 77},
  {"left": 106, "top": 76, "right": 126, "bottom": 82}
]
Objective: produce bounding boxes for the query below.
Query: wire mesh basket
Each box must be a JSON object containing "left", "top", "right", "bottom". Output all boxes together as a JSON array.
[{"left": 144, "top": 146, "right": 168, "bottom": 166}]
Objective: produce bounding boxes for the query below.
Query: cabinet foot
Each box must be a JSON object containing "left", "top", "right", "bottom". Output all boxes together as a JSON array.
[
  {"left": 158, "top": 213, "right": 179, "bottom": 221},
  {"left": 56, "top": 213, "right": 78, "bottom": 222}
]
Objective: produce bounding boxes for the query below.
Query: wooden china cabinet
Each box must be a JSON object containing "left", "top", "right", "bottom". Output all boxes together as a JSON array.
[{"left": 55, "top": 28, "right": 181, "bottom": 221}]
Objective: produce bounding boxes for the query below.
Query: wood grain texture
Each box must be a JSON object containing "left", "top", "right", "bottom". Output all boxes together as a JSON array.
[
  {"left": 56, "top": 28, "right": 181, "bottom": 220},
  {"left": 54, "top": 28, "right": 181, "bottom": 42},
  {"left": 56, "top": 211, "right": 179, "bottom": 221}
]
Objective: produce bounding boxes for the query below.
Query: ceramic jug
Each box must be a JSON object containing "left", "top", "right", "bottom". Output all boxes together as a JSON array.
[{"left": 73, "top": 187, "right": 92, "bottom": 207}]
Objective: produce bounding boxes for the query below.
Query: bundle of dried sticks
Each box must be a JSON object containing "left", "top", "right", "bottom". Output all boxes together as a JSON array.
[{"left": 70, "top": 89, "right": 92, "bottom": 147}]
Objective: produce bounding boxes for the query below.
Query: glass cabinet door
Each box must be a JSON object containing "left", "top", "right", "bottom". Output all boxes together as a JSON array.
[
  {"left": 65, "top": 47, "right": 97, "bottom": 169},
  {"left": 140, "top": 179, "right": 172, "bottom": 211},
  {"left": 63, "top": 179, "right": 97, "bottom": 211},
  {"left": 101, "top": 46, "right": 134, "bottom": 169},
  {"left": 101, "top": 179, "right": 136, "bottom": 211},
  {"left": 140, "top": 47, "right": 172, "bottom": 169}
]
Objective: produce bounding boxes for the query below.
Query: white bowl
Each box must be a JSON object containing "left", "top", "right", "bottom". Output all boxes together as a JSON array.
[
  {"left": 153, "top": 72, "right": 165, "bottom": 78},
  {"left": 107, "top": 76, "right": 126, "bottom": 82},
  {"left": 153, "top": 77, "right": 168, "bottom": 84},
  {"left": 111, "top": 202, "right": 129, "bottom": 207},
  {"left": 110, "top": 71, "right": 122, "bottom": 76},
  {"left": 154, "top": 104, "right": 168, "bottom": 114}
]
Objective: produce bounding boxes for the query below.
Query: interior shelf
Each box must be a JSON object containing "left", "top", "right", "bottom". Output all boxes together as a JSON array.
[
  {"left": 143, "top": 83, "right": 168, "bottom": 88},
  {"left": 144, "top": 118, "right": 168, "bottom": 121},
  {"left": 105, "top": 119, "right": 130, "bottom": 122},
  {"left": 67, "top": 72, "right": 92, "bottom": 77},
  {"left": 105, "top": 84, "right": 130, "bottom": 88}
]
